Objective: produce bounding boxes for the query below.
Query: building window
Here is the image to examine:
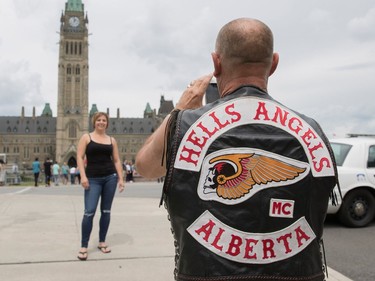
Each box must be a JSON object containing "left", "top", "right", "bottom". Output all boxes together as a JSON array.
[
  {"left": 76, "top": 65, "right": 80, "bottom": 75},
  {"left": 24, "top": 147, "right": 30, "bottom": 159},
  {"left": 65, "top": 42, "right": 69, "bottom": 54},
  {"left": 69, "top": 122, "right": 77, "bottom": 138}
]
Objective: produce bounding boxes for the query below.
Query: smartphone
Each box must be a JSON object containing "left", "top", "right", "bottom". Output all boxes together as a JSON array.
[{"left": 205, "top": 77, "right": 220, "bottom": 104}]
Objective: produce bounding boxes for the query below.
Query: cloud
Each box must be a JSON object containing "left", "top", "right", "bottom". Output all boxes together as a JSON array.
[
  {"left": 348, "top": 8, "right": 375, "bottom": 41},
  {"left": 0, "top": 61, "right": 44, "bottom": 116},
  {"left": 334, "top": 61, "right": 375, "bottom": 71},
  {"left": 307, "top": 9, "right": 333, "bottom": 25}
]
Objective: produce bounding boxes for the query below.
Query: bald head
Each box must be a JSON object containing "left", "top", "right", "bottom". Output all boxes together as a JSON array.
[{"left": 215, "top": 18, "right": 274, "bottom": 66}]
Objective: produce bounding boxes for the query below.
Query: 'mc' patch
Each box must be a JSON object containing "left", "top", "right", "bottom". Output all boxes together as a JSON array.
[
  {"left": 269, "top": 198, "right": 295, "bottom": 218},
  {"left": 187, "top": 211, "right": 316, "bottom": 264}
]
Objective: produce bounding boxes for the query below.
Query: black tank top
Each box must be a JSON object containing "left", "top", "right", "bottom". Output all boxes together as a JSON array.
[{"left": 85, "top": 134, "right": 116, "bottom": 178}]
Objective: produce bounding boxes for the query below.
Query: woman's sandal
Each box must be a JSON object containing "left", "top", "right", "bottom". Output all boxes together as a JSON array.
[
  {"left": 98, "top": 245, "right": 111, "bottom": 253},
  {"left": 77, "top": 251, "right": 88, "bottom": 261}
]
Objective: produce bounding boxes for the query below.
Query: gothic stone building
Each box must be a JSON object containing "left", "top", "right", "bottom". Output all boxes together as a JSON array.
[{"left": 0, "top": 0, "right": 174, "bottom": 170}]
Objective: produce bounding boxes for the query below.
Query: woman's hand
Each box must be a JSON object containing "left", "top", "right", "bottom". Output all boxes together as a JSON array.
[
  {"left": 118, "top": 181, "right": 125, "bottom": 193},
  {"left": 81, "top": 176, "right": 89, "bottom": 189}
]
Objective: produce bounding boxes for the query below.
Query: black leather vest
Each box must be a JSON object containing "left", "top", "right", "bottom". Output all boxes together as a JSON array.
[{"left": 163, "top": 86, "right": 337, "bottom": 281}]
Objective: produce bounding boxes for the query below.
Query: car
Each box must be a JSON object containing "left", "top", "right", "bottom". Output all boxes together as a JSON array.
[{"left": 327, "top": 137, "right": 375, "bottom": 227}]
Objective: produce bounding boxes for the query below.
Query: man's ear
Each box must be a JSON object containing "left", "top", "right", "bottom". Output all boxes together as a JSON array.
[
  {"left": 269, "top": 53, "right": 279, "bottom": 77},
  {"left": 211, "top": 52, "right": 221, "bottom": 77}
]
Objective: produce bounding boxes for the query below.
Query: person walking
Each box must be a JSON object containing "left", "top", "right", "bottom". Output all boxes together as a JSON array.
[
  {"left": 61, "top": 162, "right": 69, "bottom": 185},
  {"left": 0, "top": 160, "right": 5, "bottom": 186},
  {"left": 52, "top": 161, "right": 60, "bottom": 186},
  {"left": 76, "top": 112, "right": 124, "bottom": 261},
  {"left": 125, "top": 161, "right": 134, "bottom": 182},
  {"left": 32, "top": 158, "right": 41, "bottom": 187},
  {"left": 43, "top": 158, "right": 52, "bottom": 187},
  {"left": 136, "top": 18, "right": 338, "bottom": 281},
  {"left": 69, "top": 166, "right": 76, "bottom": 185}
]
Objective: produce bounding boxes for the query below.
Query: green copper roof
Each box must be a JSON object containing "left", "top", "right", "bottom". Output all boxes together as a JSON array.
[
  {"left": 144, "top": 102, "right": 153, "bottom": 113},
  {"left": 89, "top": 104, "right": 99, "bottom": 116},
  {"left": 66, "top": 0, "right": 83, "bottom": 12},
  {"left": 41, "top": 103, "right": 53, "bottom": 117}
]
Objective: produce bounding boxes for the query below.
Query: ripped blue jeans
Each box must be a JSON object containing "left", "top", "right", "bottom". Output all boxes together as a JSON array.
[{"left": 81, "top": 173, "right": 118, "bottom": 248}]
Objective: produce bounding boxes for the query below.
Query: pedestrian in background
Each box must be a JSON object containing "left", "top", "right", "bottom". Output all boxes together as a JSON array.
[
  {"left": 125, "top": 161, "right": 134, "bottom": 182},
  {"left": 0, "top": 159, "right": 5, "bottom": 186},
  {"left": 32, "top": 158, "right": 41, "bottom": 187},
  {"left": 61, "top": 162, "right": 69, "bottom": 185},
  {"left": 69, "top": 166, "right": 76, "bottom": 184},
  {"left": 43, "top": 158, "right": 52, "bottom": 187},
  {"left": 52, "top": 161, "right": 60, "bottom": 186}
]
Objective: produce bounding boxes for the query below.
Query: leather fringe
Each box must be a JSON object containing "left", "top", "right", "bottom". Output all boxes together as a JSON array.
[{"left": 160, "top": 109, "right": 181, "bottom": 206}]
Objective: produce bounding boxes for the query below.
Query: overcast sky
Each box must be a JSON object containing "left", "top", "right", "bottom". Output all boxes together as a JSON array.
[{"left": 0, "top": 0, "right": 374, "bottom": 138}]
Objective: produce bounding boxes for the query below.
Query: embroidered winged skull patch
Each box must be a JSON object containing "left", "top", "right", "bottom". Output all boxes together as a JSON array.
[{"left": 197, "top": 148, "right": 310, "bottom": 205}]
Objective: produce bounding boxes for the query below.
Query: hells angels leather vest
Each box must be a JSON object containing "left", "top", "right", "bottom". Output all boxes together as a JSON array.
[{"left": 162, "top": 86, "right": 338, "bottom": 281}]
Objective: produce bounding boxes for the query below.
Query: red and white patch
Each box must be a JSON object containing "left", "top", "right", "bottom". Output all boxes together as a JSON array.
[
  {"left": 174, "top": 97, "right": 335, "bottom": 178},
  {"left": 187, "top": 211, "right": 316, "bottom": 264},
  {"left": 269, "top": 199, "right": 295, "bottom": 218},
  {"left": 197, "top": 148, "right": 310, "bottom": 205}
]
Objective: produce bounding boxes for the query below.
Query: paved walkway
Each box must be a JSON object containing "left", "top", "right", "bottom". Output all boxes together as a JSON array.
[{"left": 0, "top": 185, "right": 351, "bottom": 281}]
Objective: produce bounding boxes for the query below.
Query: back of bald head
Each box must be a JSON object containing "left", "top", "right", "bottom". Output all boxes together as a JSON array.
[{"left": 215, "top": 18, "right": 274, "bottom": 67}]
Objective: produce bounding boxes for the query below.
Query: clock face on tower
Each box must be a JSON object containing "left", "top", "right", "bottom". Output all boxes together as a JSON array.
[{"left": 69, "top": 16, "right": 80, "bottom": 27}]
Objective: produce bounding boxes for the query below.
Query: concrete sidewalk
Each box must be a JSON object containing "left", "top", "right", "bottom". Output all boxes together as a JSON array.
[{"left": 0, "top": 185, "right": 351, "bottom": 281}]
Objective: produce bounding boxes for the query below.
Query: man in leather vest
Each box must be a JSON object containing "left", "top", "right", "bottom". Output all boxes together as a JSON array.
[{"left": 136, "top": 18, "right": 337, "bottom": 281}]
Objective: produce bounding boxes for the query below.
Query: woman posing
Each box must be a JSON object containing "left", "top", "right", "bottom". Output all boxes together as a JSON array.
[{"left": 76, "top": 112, "right": 124, "bottom": 261}]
